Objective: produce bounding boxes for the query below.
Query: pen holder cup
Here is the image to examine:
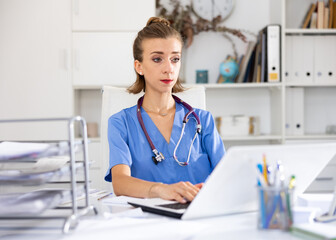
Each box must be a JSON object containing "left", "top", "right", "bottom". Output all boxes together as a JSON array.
[{"left": 257, "top": 186, "right": 293, "bottom": 230}]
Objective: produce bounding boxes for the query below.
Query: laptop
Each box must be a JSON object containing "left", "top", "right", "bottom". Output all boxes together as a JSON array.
[{"left": 128, "top": 143, "right": 336, "bottom": 220}]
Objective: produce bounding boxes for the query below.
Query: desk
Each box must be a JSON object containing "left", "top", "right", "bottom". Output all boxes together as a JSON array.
[{"left": 0, "top": 198, "right": 301, "bottom": 240}]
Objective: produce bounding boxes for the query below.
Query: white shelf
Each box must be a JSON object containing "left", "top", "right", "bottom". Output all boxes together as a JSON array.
[
  {"left": 189, "top": 83, "right": 282, "bottom": 89},
  {"left": 74, "top": 85, "right": 103, "bottom": 90},
  {"left": 73, "top": 83, "right": 284, "bottom": 90},
  {"left": 222, "top": 135, "right": 282, "bottom": 141},
  {"left": 285, "top": 29, "right": 336, "bottom": 35},
  {"left": 285, "top": 135, "right": 336, "bottom": 140},
  {"left": 285, "top": 83, "right": 336, "bottom": 87}
]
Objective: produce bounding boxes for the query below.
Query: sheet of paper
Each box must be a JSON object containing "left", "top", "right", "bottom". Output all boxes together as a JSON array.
[
  {"left": 0, "top": 142, "right": 50, "bottom": 161},
  {"left": 101, "top": 195, "right": 141, "bottom": 206},
  {"left": 62, "top": 216, "right": 209, "bottom": 240},
  {"left": 292, "top": 222, "right": 336, "bottom": 239}
]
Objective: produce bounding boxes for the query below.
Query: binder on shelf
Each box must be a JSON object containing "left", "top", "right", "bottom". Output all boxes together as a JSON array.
[
  {"left": 284, "top": 36, "right": 293, "bottom": 83},
  {"left": 292, "top": 87, "right": 305, "bottom": 136},
  {"left": 263, "top": 25, "right": 281, "bottom": 83},
  {"left": 314, "top": 36, "right": 335, "bottom": 84},
  {"left": 302, "top": 36, "right": 315, "bottom": 84},
  {"left": 291, "top": 36, "right": 314, "bottom": 84},
  {"left": 285, "top": 88, "right": 294, "bottom": 135},
  {"left": 286, "top": 87, "right": 305, "bottom": 136}
]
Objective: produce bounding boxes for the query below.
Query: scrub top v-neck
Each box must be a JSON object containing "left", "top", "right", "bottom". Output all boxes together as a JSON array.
[{"left": 105, "top": 101, "right": 225, "bottom": 185}]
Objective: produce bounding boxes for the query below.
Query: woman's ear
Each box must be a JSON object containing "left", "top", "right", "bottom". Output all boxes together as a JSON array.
[{"left": 134, "top": 60, "right": 143, "bottom": 75}]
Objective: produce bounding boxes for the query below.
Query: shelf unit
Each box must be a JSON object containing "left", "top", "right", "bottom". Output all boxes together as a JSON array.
[
  {"left": 0, "top": 117, "right": 97, "bottom": 233},
  {"left": 281, "top": 0, "right": 336, "bottom": 193},
  {"left": 282, "top": 0, "right": 336, "bottom": 145}
]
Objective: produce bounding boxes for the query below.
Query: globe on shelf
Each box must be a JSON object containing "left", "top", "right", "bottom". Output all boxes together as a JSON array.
[{"left": 218, "top": 56, "right": 239, "bottom": 83}]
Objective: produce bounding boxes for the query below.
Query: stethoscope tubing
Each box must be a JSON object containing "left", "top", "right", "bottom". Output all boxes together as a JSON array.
[{"left": 136, "top": 95, "right": 201, "bottom": 166}]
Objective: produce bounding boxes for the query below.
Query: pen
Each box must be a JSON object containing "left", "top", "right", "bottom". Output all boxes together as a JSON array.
[
  {"left": 262, "top": 154, "right": 269, "bottom": 185},
  {"left": 98, "top": 192, "right": 113, "bottom": 201},
  {"left": 288, "top": 175, "right": 296, "bottom": 189}
]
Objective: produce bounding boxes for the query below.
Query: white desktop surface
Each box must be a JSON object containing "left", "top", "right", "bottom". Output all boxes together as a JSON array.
[{"left": 0, "top": 198, "right": 301, "bottom": 240}]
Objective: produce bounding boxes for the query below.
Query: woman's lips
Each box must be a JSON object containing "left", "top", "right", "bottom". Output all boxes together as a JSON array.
[{"left": 161, "top": 79, "right": 173, "bottom": 84}]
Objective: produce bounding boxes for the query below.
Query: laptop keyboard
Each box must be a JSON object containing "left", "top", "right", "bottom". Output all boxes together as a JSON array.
[{"left": 157, "top": 202, "right": 190, "bottom": 210}]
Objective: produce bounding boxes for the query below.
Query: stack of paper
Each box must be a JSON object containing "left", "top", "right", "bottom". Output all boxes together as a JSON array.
[{"left": 291, "top": 222, "right": 336, "bottom": 240}]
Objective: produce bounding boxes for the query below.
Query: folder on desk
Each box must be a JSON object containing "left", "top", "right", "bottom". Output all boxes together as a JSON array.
[{"left": 263, "top": 25, "right": 281, "bottom": 82}]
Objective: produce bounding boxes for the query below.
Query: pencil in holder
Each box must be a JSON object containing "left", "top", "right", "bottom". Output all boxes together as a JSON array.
[{"left": 257, "top": 186, "right": 293, "bottom": 230}]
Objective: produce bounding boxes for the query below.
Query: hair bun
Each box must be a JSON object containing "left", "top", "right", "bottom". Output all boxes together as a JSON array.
[{"left": 146, "top": 17, "right": 170, "bottom": 27}]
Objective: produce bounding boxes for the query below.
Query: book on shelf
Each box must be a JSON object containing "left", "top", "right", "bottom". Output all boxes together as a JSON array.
[
  {"left": 333, "top": 1, "right": 336, "bottom": 28},
  {"left": 317, "top": 1, "right": 325, "bottom": 29},
  {"left": 310, "top": 12, "right": 318, "bottom": 29},
  {"left": 243, "top": 46, "right": 256, "bottom": 83},
  {"left": 235, "top": 41, "right": 256, "bottom": 83},
  {"left": 304, "top": 1, "right": 336, "bottom": 29},
  {"left": 302, "top": 3, "right": 316, "bottom": 29},
  {"left": 328, "top": 0, "right": 333, "bottom": 28},
  {"left": 324, "top": 7, "right": 330, "bottom": 28},
  {"left": 251, "top": 31, "right": 263, "bottom": 83},
  {"left": 235, "top": 25, "right": 281, "bottom": 84}
]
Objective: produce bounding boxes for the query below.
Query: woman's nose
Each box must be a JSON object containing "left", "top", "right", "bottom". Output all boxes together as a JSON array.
[{"left": 163, "top": 61, "right": 174, "bottom": 74}]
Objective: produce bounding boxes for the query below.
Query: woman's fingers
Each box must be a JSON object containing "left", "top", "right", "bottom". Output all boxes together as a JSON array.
[
  {"left": 156, "top": 181, "right": 203, "bottom": 203},
  {"left": 195, "top": 183, "right": 204, "bottom": 189},
  {"left": 170, "top": 182, "right": 199, "bottom": 202}
]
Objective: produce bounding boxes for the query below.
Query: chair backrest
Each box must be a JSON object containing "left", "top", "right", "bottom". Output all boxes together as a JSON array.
[{"left": 100, "top": 85, "right": 206, "bottom": 191}]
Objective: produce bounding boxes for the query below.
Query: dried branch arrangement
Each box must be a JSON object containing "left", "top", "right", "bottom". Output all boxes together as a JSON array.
[{"left": 156, "top": 0, "right": 247, "bottom": 49}]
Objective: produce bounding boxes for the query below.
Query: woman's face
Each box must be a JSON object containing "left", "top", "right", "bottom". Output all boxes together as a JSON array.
[{"left": 135, "top": 37, "right": 182, "bottom": 94}]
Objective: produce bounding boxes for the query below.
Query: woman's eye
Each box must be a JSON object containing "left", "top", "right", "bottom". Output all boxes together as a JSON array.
[
  {"left": 172, "top": 57, "right": 180, "bottom": 63},
  {"left": 152, "top": 57, "right": 162, "bottom": 63}
]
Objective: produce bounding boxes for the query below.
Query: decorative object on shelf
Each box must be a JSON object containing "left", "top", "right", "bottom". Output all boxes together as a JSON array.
[
  {"left": 216, "top": 115, "right": 260, "bottom": 137},
  {"left": 249, "top": 116, "right": 260, "bottom": 136},
  {"left": 156, "top": 0, "right": 247, "bottom": 55},
  {"left": 218, "top": 55, "right": 239, "bottom": 83},
  {"left": 196, "top": 70, "right": 208, "bottom": 83},
  {"left": 218, "top": 115, "right": 250, "bottom": 137},
  {"left": 326, "top": 125, "right": 336, "bottom": 135},
  {"left": 87, "top": 122, "right": 99, "bottom": 138},
  {"left": 191, "top": 0, "right": 234, "bottom": 23}
]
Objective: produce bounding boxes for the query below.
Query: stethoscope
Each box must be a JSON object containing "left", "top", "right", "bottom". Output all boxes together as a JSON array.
[{"left": 137, "top": 95, "right": 202, "bottom": 166}]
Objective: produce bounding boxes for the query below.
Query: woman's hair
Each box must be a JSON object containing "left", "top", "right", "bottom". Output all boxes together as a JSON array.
[{"left": 127, "top": 17, "right": 185, "bottom": 94}]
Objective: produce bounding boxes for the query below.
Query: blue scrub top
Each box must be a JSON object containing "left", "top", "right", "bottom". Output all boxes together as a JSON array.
[{"left": 104, "top": 100, "right": 225, "bottom": 185}]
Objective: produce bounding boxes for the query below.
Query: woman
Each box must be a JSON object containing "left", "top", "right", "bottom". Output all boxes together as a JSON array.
[{"left": 105, "top": 17, "right": 225, "bottom": 203}]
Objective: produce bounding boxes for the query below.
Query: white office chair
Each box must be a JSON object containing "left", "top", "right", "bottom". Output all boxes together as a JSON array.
[{"left": 100, "top": 85, "right": 206, "bottom": 191}]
